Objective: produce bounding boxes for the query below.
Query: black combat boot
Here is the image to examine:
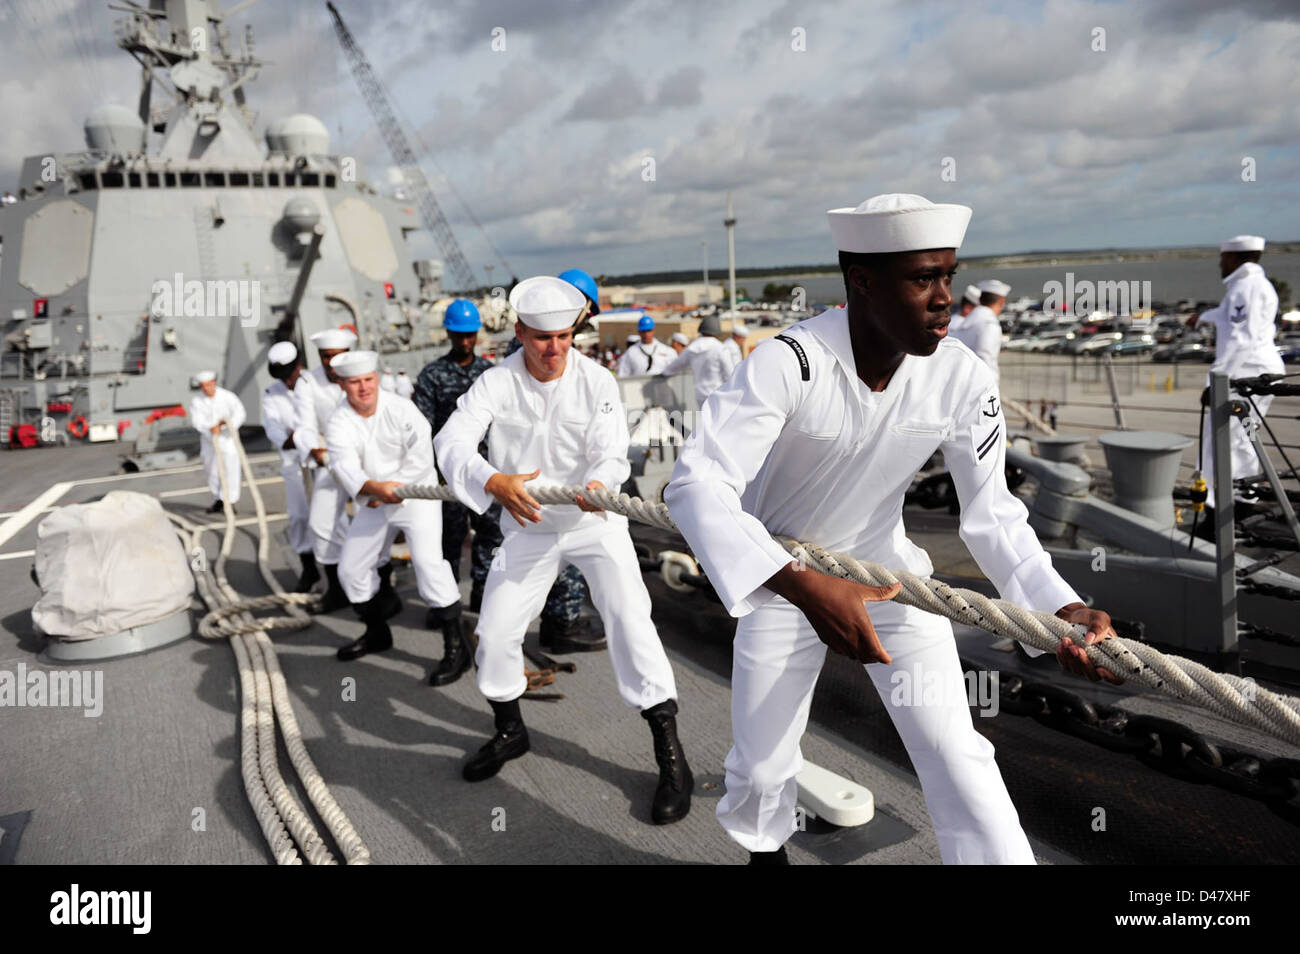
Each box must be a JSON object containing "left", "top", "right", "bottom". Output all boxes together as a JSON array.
[
  {"left": 462, "top": 698, "right": 530, "bottom": 781},
  {"left": 313, "top": 564, "right": 350, "bottom": 614},
  {"left": 207, "top": 499, "right": 224, "bottom": 514},
  {"left": 539, "top": 615, "right": 607, "bottom": 654},
  {"left": 337, "top": 594, "right": 393, "bottom": 661},
  {"left": 747, "top": 846, "right": 790, "bottom": 865},
  {"left": 375, "top": 562, "right": 402, "bottom": 619},
  {"left": 642, "top": 699, "right": 693, "bottom": 824},
  {"left": 294, "top": 552, "right": 320, "bottom": 593},
  {"left": 426, "top": 604, "right": 472, "bottom": 686}
]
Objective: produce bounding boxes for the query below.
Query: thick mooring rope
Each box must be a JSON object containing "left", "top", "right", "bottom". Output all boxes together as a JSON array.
[
  {"left": 174, "top": 425, "right": 371, "bottom": 864},
  {"left": 393, "top": 481, "right": 1300, "bottom": 748}
]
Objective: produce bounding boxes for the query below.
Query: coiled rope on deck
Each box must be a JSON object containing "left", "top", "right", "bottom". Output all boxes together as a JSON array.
[
  {"left": 393, "top": 481, "right": 1300, "bottom": 748},
  {"left": 172, "top": 426, "right": 371, "bottom": 864}
]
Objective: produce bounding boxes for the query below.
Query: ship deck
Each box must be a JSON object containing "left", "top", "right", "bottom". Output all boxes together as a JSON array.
[{"left": 1, "top": 411, "right": 1299, "bottom": 865}]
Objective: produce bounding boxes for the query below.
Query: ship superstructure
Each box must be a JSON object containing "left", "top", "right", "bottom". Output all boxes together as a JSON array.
[{"left": 0, "top": 0, "right": 456, "bottom": 446}]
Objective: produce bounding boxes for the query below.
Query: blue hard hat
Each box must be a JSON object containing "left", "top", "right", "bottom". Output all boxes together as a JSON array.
[
  {"left": 557, "top": 268, "right": 601, "bottom": 315},
  {"left": 443, "top": 298, "right": 481, "bottom": 332},
  {"left": 637, "top": 315, "right": 655, "bottom": 332}
]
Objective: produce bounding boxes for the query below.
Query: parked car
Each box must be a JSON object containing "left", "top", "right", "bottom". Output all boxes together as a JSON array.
[
  {"left": 1111, "top": 332, "right": 1156, "bottom": 356},
  {"left": 1279, "top": 335, "right": 1300, "bottom": 364},
  {"left": 1079, "top": 332, "right": 1124, "bottom": 354},
  {"left": 1061, "top": 331, "right": 1122, "bottom": 355},
  {"left": 1153, "top": 337, "right": 1214, "bottom": 363}
]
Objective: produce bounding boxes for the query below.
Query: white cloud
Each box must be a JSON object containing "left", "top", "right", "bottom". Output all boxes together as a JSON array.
[{"left": 0, "top": 0, "right": 1295, "bottom": 278}]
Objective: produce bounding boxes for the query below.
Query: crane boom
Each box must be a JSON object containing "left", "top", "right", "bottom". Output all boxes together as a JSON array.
[{"left": 326, "top": 1, "right": 477, "bottom": 292}]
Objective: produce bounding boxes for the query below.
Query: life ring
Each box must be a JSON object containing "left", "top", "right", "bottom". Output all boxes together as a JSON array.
[{"left": 67, "top": 416, "right": 88, "bottom": 439}]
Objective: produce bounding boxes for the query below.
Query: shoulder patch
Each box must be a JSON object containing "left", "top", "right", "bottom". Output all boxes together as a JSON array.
[
  {"left": 774, "top": 334, "right": 810, "bottom": 381},
  {"left": 972, "top": 389, "right": 1003, "bottom": 463}
]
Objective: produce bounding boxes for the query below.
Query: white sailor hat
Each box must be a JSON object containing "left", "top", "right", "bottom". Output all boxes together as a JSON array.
[
  {"left": 268, "top": 341, "right": 298, "bottom": 365},
  {"left": 963, "top": 284, "right": 981, "bottom": 305},
  {"left": 732, "top": 321, "right": 749, "bottom": 337},
  {"left": 827, "top": 193, "right": 972, "bottom": 254},
  {"left": 671, "top": 332, "right": 690, "bottom": 346},
  {"left": 196, "top": 370, "right": 217, "bottom": 383},
  {"left": 310, "top": 328, "right": 358, "bottom": 350},
  {"left": 1220, "top": 235, "right": 1265, "bottom": 253},
  {"left": 508, "top": 276, "right": 589, "bottom": 332},
  {"left": 330, "top": 350, "right": 379, "bottom": 378},
  {"left": 978, "top": 279, "right": 1011, "bottom": 298},
  {"left": 627, "top": 333, "right": 639, "bottom": 344}
]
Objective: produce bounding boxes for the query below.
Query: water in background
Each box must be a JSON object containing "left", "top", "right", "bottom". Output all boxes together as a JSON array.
[{"left": 748, "top": 252, "right": 1300, "bottom": 310}]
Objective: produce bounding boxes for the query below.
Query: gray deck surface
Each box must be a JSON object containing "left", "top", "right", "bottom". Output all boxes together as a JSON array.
[
  {"left": 0, "top": 448, "right": 1075, "bottom": 865},
  {"left": 3, "top": 372, "right": 1298, "bottom": 866}
]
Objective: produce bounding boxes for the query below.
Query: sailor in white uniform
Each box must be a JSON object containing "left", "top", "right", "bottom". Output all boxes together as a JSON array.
[
  {"left": 723, "top": 321, "right": 749, "bottom": 367},
  {"left": 1190, "top": 235, "right": 1284, "bottom": 509},
  {"left": 436, "top": 275, "right": 692, "bottom": 823},
  {"left": 394, "top": 370, "right": 415, "bottom": 399},
  {"left": 946, "top": 284, "right": 981, "bottom": 341},
  {"left": 665, "top": 193, "right": 1121, "bottom": 865},
  {"left": 380, "top": 367, "right": 397, "bottom": 392},
  {"left": 262, "top": 342, "right": 318, "bottom": 592},
  {"left": 617, "top": 315, "right": 676, "bottom": 377},
  {"left": 950, "top": 279, "right": 1008, "bottom": 374},
  {"left": 326, "top": 350, "right": 463, "bottom": 664},
  {"left": 189, "top": 371, "right": 246, "bottom": 513},
  {"left": 295, "top": 328, "right": 358, "bottom": 613},
  {"left": 656, "top": 313, "right": 737, "bottom": 408}
]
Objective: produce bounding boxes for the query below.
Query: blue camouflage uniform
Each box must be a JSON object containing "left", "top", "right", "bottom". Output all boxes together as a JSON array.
[{"left": 414, "top": 349, "right": 499, "bottom": 589}]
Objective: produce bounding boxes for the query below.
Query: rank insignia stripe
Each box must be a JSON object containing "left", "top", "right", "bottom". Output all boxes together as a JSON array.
[
  {"left": 975, "top": 423, "right": 1001, "bottom": 461},
  {"left": 774, "top": 334, "right": 810, "bottom": 381}
]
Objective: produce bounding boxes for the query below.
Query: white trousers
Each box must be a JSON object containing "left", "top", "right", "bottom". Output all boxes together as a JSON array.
[
  {"left": 1201, "top": 384, "right": 1273, "bottom": 505},
  {"left": 338, "top": 497, "right": 460, "bottom": 608},
  {"left": 719, "top": 597, "right": 1034, "bottom": 863},
  {"left": 308, "top": 468, "right": 349, "bottom": 564},
  {"left": 475, "top": 520, "right": 677, "bottom": 708},
  {"left": 281, "top": 463, "right": 312, "bottom": 554},
  {"left": 201, "top": 435, "right": 241, "bottom": 504}
]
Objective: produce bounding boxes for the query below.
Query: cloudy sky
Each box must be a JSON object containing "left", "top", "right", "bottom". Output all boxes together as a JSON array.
[{"left": 2, "top": 0, "right": 1298, "bottom": 281}]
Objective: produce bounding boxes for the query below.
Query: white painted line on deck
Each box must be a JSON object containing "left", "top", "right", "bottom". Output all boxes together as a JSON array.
[
  {"left": 0, "top": 549, "right": 36, "bottom": 561},
  {"left": 0, "top": 474, "right": 284, "bottom": 516},
  {"left": 0, "top": 483, "right": 71, "bottom": 548},
  {"left": 62, "top": 453, "right": 280, "bottom": 488},
  {"left": 156, "top": 477, "right": 280, "bottom": 499},
  {"left": 192, "top": 513, "right": 289, "bottom": 531}
]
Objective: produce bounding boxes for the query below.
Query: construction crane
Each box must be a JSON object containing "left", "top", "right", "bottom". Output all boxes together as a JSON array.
[{"left": 326, "top": 1, "right": 479, "bottom": 292}]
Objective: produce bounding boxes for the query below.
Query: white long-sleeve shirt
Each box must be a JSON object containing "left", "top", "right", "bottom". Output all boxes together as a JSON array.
[
  {"left": 1195, "top": 262, "right": 1282, "bottom": 377},
  {"left": 723, "top": 337, "right": 746, "bottom": 368},
  {"left": 293, "top": 365, "right": 347, "bottom": 460},
  {"left": 262, "top": 379, "right": 310, "bottom": 468},
  {"left": 434, "top": 348, "right": 631, "bottom": 535},
  {"left": 657, "top": 335, "right": 737, "bottom": 407},
  {"left": 189, "top": 387, "right": 245, "bottom": 445},
  {"left": 949, "top": 304, "right": 1001, "bottom": 373},
  {"left": 664, "top": 307, "right": 1079, "bottom": 621},
  {"left": 324, "top": 390, "right": 436, "bottom": 500},
  {"left": 617, "top": 339, "right": 677, "bottom": 377}
]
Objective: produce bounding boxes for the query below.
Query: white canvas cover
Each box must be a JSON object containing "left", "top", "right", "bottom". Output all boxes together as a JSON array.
[{"left": 32, "top": 491, "right": 194, "bottom": 640}]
